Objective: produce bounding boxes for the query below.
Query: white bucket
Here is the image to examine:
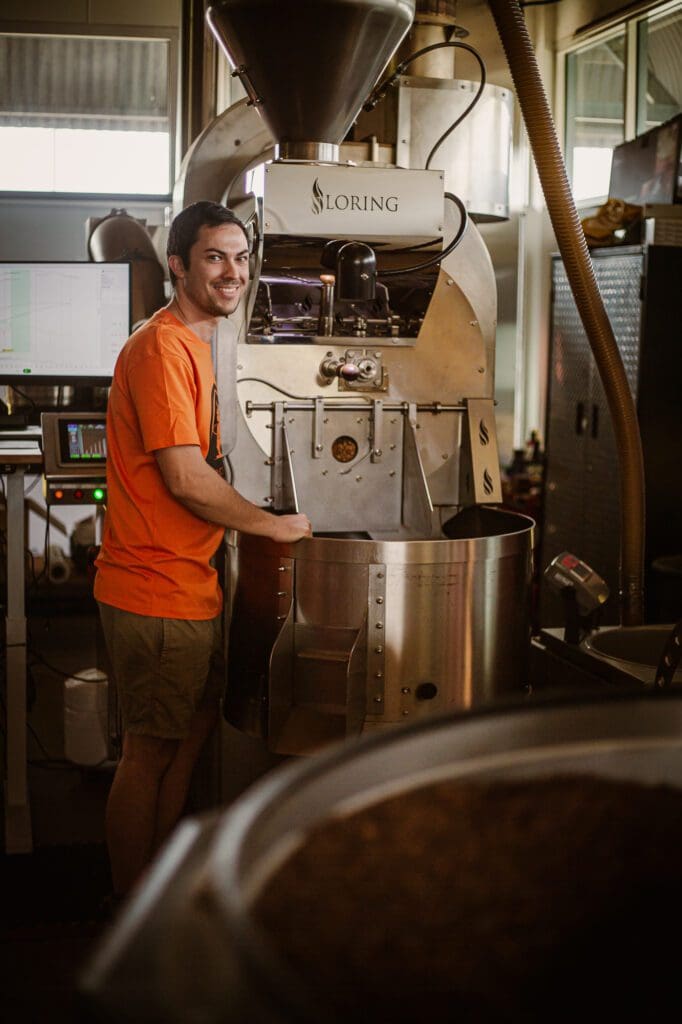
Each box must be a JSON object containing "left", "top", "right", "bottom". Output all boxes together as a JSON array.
[{"left": 64, "top": 667, "right": 109, "bottom": 766}]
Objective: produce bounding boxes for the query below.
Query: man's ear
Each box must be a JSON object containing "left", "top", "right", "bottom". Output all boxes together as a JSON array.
[{"left": 168, "top": 254, "right": 185, "bottom": 281}]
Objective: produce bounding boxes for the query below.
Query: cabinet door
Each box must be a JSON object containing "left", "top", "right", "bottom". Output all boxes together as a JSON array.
[
  {"left": 540, "top": 259, "right": 597, "bottom": 626},
  {"left": 581, "top": 252, "right": 642, "bottom": 604},
  {"left": 637, "top": 245, "right": 682, "bottom": 621},
  {"left": 540, "top": 251, "right": 642, "bottom": 627}
]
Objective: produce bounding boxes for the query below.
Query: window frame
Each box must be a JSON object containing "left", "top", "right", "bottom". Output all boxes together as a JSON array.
[
  {"left": 556, "top": 0, "right": 682, "bottom": 207},
  {"left": 0, "top": 21, "right": 179, "bottom": 201}
]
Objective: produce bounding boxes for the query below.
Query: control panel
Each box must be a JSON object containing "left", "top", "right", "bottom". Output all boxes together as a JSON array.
[{"left": 41, "top": 412, "right": 107, "bottom": 506}]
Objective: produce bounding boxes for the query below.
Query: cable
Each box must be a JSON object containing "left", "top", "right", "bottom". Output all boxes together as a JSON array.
[
  {"left": 364, "top": 40, "right": 486, "bottom": 171},
  {"left": 386, "top": 237, "right": 442, "bottom": 254},
  {"left": 424, "top": 46, "right": 487, "bottom": 171},
  {"left": 26, "top": 719, "right": 62, "bottom": 763},
  {"left": 6, "top": 384, "right": 37, "bottom": 409},
  {"left": 237, "top": 378, "right": 317, "bottom": 401},
  {"left": 363, "top": 39, "right": 486, "bottom": 174},
  {"left": 24, "top": 474, "right": 42, "bottom": 496},
  {"left": 379, "top": 192, "right": 468, "bottom": 277},
  {"left": 33, "top": 502, "right": 51, "bottom": 587},
  {"left": 28, "top": 649, "right": 98, "bottom": 683}
]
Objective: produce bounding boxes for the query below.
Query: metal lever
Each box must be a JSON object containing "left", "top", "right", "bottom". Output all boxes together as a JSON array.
[
  {"left": 320, "top": 357, "right": 361, "bottom": 381},
  {"left": 317, "top": 275, "right": 335, "bottom": 337}
]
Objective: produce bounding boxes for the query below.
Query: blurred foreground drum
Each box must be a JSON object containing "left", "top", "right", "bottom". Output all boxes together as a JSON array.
[{"left": 81, "top": 690, "right": 682, "bottom": 1024}]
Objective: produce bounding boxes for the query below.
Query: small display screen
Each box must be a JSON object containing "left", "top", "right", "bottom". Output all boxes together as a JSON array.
[{"left": 58, "top": 419, "right": 107, "bottom": 463}]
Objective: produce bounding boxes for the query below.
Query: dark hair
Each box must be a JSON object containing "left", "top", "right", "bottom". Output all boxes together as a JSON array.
[{"left": 166, "top": 201, "right": 248, "bottom": 286}]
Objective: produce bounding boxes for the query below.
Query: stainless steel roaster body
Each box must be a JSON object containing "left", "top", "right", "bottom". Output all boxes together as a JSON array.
[{"left": 186, "top": 0, "right": 531, "bottom": 751}]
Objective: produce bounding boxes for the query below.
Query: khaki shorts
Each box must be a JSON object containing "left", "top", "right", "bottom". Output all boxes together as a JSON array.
[{"left": 98, "top": 602, "right": 224, "bottom": 739}]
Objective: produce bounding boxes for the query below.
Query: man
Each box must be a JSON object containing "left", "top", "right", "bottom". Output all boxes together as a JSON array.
[{"left": 95, "top": 201, "right": 311, "bottom": 898}]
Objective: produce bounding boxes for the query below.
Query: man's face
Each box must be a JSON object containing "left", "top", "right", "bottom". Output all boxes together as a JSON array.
[{"left": 174, "top": 222, "right": 249, "bottom": 318}]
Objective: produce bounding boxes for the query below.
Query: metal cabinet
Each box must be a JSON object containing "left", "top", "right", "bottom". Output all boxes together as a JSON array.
[{"left": 540, "top": 244, "right": 682, "bottom": 626}]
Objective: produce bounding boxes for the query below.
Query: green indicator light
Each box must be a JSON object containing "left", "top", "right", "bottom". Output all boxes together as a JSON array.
[{"left": 93, "top": 488, "right": 105, "bottom": 501}]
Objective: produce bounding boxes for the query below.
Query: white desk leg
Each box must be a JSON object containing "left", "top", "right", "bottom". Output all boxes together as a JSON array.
[{"left": 4, "top": 468, "right": 32, "bottom": 853}]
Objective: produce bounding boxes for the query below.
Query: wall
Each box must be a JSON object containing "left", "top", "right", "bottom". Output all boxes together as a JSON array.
[{"left": 554, "top": 0, "right": 651, "bottom": 43}]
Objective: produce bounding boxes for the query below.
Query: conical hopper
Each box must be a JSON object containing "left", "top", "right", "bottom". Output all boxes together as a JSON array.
[{"left": 206, "top": 0, "right": 415, "bottom": 159}]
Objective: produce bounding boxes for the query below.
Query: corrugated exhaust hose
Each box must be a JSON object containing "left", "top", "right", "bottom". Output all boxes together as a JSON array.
[{"left": 488, "top": 0, "right": 645, "bottom": 626}]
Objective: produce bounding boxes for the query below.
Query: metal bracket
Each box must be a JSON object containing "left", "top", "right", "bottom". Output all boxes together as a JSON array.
[
  {"left": 313, "top": 397, "right": 324, "bottom": 459},
  {"left": 231, "top": 64, "right": 263, "bottom": 107},
  {"left": 268, "top": 559, "right": 295, "bottom": 751},
  {"left": 402, "top": 403, "right": 434, "bottom": 535},
  {"left": 338, "top": 349, "right": 388, "bottom": 392},
  {"left": 370, "top": 399, "right": 383, "bottom": 463},
  {"left": 272, "top": 402, "right": 299, "bottom": 512},
  {"left": 366, "top": 565, "right": 387, "bottom": 716},
  {"left": 459, "top": 398, "right": 502, "bottom": 505},
  {"left": 275, "top": 558, "right": 294, "bottom": 623}
]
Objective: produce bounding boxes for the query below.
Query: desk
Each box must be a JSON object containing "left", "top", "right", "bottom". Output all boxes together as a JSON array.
[{"left": 2, "top": 439, "right": 43, "bottom": 853}]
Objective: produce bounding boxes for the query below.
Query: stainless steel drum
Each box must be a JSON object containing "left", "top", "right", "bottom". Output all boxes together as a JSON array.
[
  {"left": 224, "top": 507, "right": 535, "bottom": 753},
  {"left": 81, "top": 691, "right": 682, "bottom": 1024}
]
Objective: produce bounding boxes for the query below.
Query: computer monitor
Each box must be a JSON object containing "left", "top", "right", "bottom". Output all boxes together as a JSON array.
[{"left": 0, "top": 261, "right": 131, "bottom": 384}]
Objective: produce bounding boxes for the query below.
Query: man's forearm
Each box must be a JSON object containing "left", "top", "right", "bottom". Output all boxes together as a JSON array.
[
  {"left": 155, "top": 445, "right": 312, "bottom": 543},
  {"left": 166, "top": 455, "right": 277, "bottom": 535},
  {"left": 181, "top": 477, "right": 278, "bottom": 535}
]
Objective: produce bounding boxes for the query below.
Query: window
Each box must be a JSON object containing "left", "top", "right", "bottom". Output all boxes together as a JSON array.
[
  {"left": 637, "top": 5, "right": 682, "bottom": 132},
  {"left": 0, "top": 33, "right": 173, "bottom": 195},
  {"left": 565, "top": 30, "right": 626, "bottom": 202},
  {"left": 563, "top": 1, "right": 682, "bottom": 204}
]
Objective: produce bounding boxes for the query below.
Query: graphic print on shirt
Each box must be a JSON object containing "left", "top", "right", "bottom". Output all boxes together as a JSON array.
[{"left": 206, "top": 382, "right": 226, "bottom": 476}]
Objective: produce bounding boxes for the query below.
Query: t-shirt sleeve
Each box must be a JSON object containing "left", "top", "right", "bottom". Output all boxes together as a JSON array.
[{"left": 128, "top": 335, "right": 201, "bottom": 454}]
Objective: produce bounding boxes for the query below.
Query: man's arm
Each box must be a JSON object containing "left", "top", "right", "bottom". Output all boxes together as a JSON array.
[{"left": 155, "top": 445, "right": 312, "bottom": 543}]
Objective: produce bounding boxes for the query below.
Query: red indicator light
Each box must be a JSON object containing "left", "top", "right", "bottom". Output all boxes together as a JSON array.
[{"left": 74, "top": 489, "right": 84, "bottom": 500}]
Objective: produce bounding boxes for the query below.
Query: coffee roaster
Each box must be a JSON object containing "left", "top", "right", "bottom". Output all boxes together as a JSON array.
[
  {"left": 172, "top": 0, "right": 534, "bottom": 755},
  {"left": 78, "top": 0, "right": 653, "bottom": 754}
]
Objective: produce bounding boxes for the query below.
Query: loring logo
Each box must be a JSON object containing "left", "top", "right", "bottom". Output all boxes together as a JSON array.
[
  {"left": 312, "top": 178, "right": 325, "bottom": 215},
  {"left": 311, "top": 177, "right": 399, "bottom": 215}
]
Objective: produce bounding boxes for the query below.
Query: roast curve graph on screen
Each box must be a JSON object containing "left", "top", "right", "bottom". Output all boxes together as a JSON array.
[{"left": 0, "top": 261, "right": 131, "bottom": 381}]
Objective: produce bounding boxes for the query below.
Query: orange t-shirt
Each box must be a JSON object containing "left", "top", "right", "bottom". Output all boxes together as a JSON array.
[{"left": 94, "top": 309, "right": 226, "bottom": 619}]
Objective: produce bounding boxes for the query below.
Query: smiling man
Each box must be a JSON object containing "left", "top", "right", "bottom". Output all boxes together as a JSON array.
[{"left": 94, "top": 201, "right": 312, "bottom": 902}]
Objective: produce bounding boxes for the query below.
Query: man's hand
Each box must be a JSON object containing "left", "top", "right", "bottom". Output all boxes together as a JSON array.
[
  {"left": 267, "top": 513, "right": 312, "bottom": 543},
  {"left": 155, "top": 445, "right": 313, "bottom": 540}
]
